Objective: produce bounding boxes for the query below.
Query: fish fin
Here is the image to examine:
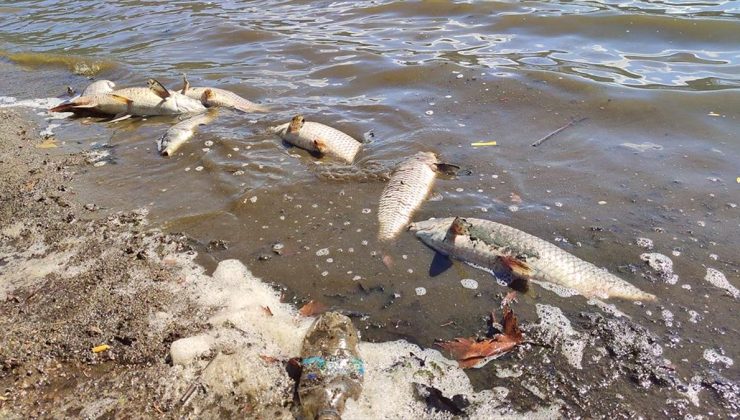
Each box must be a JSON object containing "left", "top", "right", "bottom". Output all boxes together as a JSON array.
[
  {"left": 147, "top": 78, "right": 170, "bottom": 99},
  {"left": 444, "top": 217, "right": 470, "bottom": 243},
  {"left": 181, "top": 74, "right": 190, "bottom": 94},
  {"left": 500, "top": 256, "right": 533, "bottom": 278},
  {"left": 110, "top": 94, "right": 132, "bottom": 105},
  {"left": 200, "top": 88, "right": 215, "bottom": 106},
  {"left": 313, "top": 138, "right": 327, "bottom": 154},
  {"left": 109, "top": 113, "right": 131, "bottom": 123},
  {"left": 429, "top": 251, "right": 453, "bottom": 277}
]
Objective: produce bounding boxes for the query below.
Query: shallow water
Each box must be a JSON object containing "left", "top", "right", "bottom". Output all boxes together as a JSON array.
[{"left": 1, "top": 0, "right": 738, "bottom": 416}]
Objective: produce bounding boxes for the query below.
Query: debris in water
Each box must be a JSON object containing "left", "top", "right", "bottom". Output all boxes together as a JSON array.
[
  {"left": 471, "top": 141, "right": 497, "bottom": 147},
  {"left": 92, "top": 344, "right": 110, "bottom": 353},
  {"left": 299, "top": 300, "right": 328, "bottom": 317},
  {"left": 437, "top": 304, "right": 523, "bottom": 369},
  {"left": 298, "top": 312, "right": 363, "bottom": 419},
  {"left": 531, "top": 117, "right": 587, "bottom": 147},
  {"left": 36, "top": 138, "right": 57, "bottom": 148},
  {"left": 704, "top": 268, "right": 738, "bottom": 298}
]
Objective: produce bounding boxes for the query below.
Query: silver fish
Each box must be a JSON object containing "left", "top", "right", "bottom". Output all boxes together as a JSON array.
[
  {"left": 50, "top": 79, "right": 206, "bottom": 119},
  {"left": 81, "top": 80, "right": 115, "bottom": 96},
  {"left": 378, "top": 152, "right": 439, "bottom": 242},
  {"left": 410, "top": 217, "right": 656, "bottom": 301},
  {"left": 270, "top": 115, "right": 362, "bottom": 163},
  {"left": 157, "top": 110, "right": 218, "bottom": 156},
  {"left": 299, "top": 312, "right": 364, "bottom": 420},
  {"left": 179, "top": 75, "right": 269, "bottom": 113}
]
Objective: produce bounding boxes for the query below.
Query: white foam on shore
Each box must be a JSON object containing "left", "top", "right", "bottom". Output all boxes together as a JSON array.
[
  {"left": 703, "top": 348, "right": 733, "bottom": 367},
  {"left": 534, "top": 304, "right": 587, "bottom": 369},
  {"left": 0, "top": 96, "right": 64, "bottom": 110},
  {"left": 164, "top": 257, "right": 561, "bottom": 418}
]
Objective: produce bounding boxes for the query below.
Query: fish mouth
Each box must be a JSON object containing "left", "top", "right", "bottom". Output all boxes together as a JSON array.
[{"left": 409, "top": 217, "right": 453, "bottom": 233}]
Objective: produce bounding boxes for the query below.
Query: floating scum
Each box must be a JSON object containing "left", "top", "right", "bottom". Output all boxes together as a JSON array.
[{"left": 410, "top": 216, "right": 656, "bottom": 301}]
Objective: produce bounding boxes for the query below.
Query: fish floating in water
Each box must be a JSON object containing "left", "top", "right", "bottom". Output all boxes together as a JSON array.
[
  {"left": 157, "top": 109, "right": 218, "bottom": 156},
  {"left": 180, "top": 75, "right": 269, "bottom": 113},
  {"left": 410, "top": 216, "right": 656, "bottom": 301},
  {"left": 299, "top": 312, "right": 364, "bottom": 420},
  {"left": 50, "top": 78, "right": 206, "bottom": 121},
  {"left": 378, "top": 151, "right": 460, "bottom": 242},
  {"left": 270, "top": 115, "right": 362, "bottom": 163}
]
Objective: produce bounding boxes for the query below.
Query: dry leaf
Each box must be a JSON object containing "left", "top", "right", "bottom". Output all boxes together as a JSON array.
[
  {"left": 298, "top": 300, "right": 327, "bottom": 317},
  {"left": 437, "top": 304, "right": 524, "bottom": 369},
  {"left": 261, "top": 306, "right": 273, "bottom": 317},
  {"left": 37, "top": 138, "right": 57, "bottom": 149}
]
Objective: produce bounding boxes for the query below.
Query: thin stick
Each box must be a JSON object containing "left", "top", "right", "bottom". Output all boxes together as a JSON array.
[
  {"left": 531, "top": 117, "right": 588, "bottom": 147},
  {"left": 180, "top": 357, "right": 216, "bottom": 405}
]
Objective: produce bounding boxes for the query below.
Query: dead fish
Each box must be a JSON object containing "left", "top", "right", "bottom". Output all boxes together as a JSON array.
[
  {"left": 299, "top": 312, "right": 364, "bottom": 420},
  {"left": 178, "top": 74, "right": 268, "bottom": 112},
  {"left": 157, "top": 109, "right": 218, "bottom": 156},
  {"left": 81, "top": 80, "right": 115, "bottom": 96},
  {"left": 50, "top": 78, "right": 206, "bottom": 120},
  {"left": 378, "top": 151, "right": 443, "bottom": 242},
  {"left": 270, "top": 115, "right": 362, "bottom": 163},
  {"left": 410, "top": 217, "right": 656, "bottom": 301}
]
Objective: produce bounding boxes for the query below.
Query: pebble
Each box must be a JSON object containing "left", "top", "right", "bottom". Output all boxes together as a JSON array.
[
  {"left": 195, "top": 166, "right": 204, "bottom": 172},
  {"left": 316, "top": 248, "right": 329, "bottom": 256},
  {"left": 249, "top": 196, "right": 257, "bottom": 203},
  {"left": 425, "top": 110, "right": 433, "bottom": 115},
  {"left": 415, "top": 287, "right": 427, "bottom": 296},
  {"left": 598, "top": 201, "right": 607, "bottom": 205}
]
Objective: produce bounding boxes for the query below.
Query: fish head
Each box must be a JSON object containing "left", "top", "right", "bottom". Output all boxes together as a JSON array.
[
  {"left": 170, "top": 92, "right": 207, "bottom": 113},
  {"left": 409, "top": 217, "right": 456, "bottom": 242},
  {"left": 288, "top": 115, "right": 305, "bottom": 133}
]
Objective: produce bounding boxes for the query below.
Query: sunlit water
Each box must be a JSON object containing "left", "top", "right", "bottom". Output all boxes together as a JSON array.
[{"left": 1, "top": 0, "right": 738, "bottom": 416}]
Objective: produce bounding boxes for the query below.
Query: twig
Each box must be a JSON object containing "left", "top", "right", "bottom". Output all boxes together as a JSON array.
[
  {"left": 531, "top": 117, "right": 588, "bottom": 147},
  {"left": 179, "top": 357, "right": 216, "bottom": 405}
]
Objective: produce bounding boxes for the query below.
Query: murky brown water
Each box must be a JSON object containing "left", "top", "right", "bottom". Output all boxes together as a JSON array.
[{"left": 2, "top": 0, "right": 738, "bottom": 416}]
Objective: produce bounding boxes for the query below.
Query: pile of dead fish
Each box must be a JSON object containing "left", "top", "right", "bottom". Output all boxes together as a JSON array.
[
  {"left": 53, "top": 75, "right": 657, "bottom": 306},
  {"left": 52, "top": 76, "right": 658, "bottom": 417}
]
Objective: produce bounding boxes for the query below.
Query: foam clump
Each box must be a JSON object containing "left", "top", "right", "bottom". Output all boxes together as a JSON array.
[
  {"left": 703, "top": 349, "right": 734, "bottom": 368},
  {"left": 170, "top": 335, "right": 214, "bottom": 366},
  {"left": 531, "top": 304, "right": 587, "bottom": 369},
  {"left": 704, "top": 268, "right": 738, "bottom": 299},
  {"left": 636, "top": 237, "right": 654, "bottom": 250},
  {"left": 164, "top": 258, "right": 561, "bottom": 418},
  {"left": 640, "top": 252, "right": 678, "bottom": 284}
]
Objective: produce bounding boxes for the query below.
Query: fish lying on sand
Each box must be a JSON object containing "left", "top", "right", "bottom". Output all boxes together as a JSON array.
[
  {"left": 270, "top": 115, "right": 362, "bottom": 163},
  {"left": 50, "top": 79, "right": 206, "bottom": 120},
  {"left": 378, "top": 151, "right": 454, "bottom": 242},
  {"left": 299, "top": 312, "right": 364, "bottom": 420},
  {"left": 81, "top": 80, "right": 115, "bottom": 96},
  {"left": 180, "top": 75, "right": 268, "bottom": 113},
  {"left": 157, "top": 109, "right": 218, "bottom": 156},
  {"left": 410, "top": 217, "right": 656, "bottom": 301}
]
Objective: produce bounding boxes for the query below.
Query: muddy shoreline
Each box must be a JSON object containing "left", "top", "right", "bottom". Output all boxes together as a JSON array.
[{"left": 1, "top": 107, "right": 737, "bottom": 418}]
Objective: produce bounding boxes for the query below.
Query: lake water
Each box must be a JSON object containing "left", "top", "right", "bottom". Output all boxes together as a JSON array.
[{"left": 1, "top": 0, "right": 738, "bottom": 417}]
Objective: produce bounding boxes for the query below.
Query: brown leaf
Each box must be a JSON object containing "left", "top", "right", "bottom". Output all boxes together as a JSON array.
[
  {"left": 261, "top": 306, "right": 273, "bottom": 317},
  {"left": 502, "top": 305, "right": 523, "bottom": 342},
  {"left": 502, "top": 291, "right": 518, "bottom": 307},
  {"left": 298, "top": 300, "right": 327, "bottom": 317},
  {"left": 510, "top": 192, "right": 522, "bottom": 204},
  {"left": 437, "top": 337, "right": 518, "bottom": 369}
]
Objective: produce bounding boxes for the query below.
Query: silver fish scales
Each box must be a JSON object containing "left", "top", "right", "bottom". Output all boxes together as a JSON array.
[
  {"left": 378, "top": 151, "right": 439, "bottom": 242},
  {"left": 271, "top": 115, "right": 362, "bottom": 164},
  {"left": 410, "top": 216, "right": 656, "bottom": 301}
]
